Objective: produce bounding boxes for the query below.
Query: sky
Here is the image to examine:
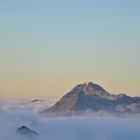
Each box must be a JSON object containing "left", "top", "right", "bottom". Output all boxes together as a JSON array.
[{"left": 0, "top": 0, "right": 140, "bottom": 99}]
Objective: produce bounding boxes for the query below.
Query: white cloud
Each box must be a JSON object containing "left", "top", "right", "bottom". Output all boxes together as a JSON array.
[
  {"left": 0, "top": 99, "right": 140, "bottom": 140},
  {"left": 0, "top": 98, "right": 57, "bottom": 113}
]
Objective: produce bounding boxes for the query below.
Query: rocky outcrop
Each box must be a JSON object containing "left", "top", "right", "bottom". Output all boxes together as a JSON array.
[{"left": 16, "top": 126, "right": 38, "bottom": 139}]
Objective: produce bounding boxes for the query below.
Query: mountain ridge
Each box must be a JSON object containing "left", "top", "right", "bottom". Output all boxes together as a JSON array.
[{"left": 43, "top": 82, "right": 140, "bottom": 116}]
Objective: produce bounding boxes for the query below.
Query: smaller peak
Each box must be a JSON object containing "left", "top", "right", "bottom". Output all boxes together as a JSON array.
[
  {"left": 87, "top": 82, "right": 106, "bottom": 92},
  {"left": 73, "top": 83, "right": 87, "bottom": 91},
  {"left": 77, "top": 82, "right": 87, "bottom": 87},
  {"left": 16, "top": 125, "right": 38, "bottom": 138}
]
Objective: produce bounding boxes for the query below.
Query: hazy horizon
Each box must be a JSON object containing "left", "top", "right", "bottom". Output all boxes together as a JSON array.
[{"left": 0, "top": 0, "right": 140, "bottom": 99}]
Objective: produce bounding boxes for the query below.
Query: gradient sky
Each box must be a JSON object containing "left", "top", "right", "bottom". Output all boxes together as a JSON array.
[{"left": 0, "top": 0, "right": 140, "bottom": 99}]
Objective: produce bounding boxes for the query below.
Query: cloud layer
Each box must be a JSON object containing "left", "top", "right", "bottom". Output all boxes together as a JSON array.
[{"left": 0, "top": 99, "right": 140, "bottom": 140}]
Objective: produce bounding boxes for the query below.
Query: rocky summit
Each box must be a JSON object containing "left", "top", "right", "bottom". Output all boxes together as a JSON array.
[
  {"left": 43, "top": 82, "right": 140, "bottom": 116},
  {"left": 16, "top": 126, "right": 38, "bottom": 139}
]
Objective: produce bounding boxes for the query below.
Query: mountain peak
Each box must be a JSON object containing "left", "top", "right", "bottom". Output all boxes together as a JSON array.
[
  {"left": 43, "top": 82, "right": 140, "bottom": 116},
  {"left": 70, "top": 82, "right": 109, "bottom": 97},
  {"left": 72, "top": 83, "right": 87, "bottom": 91},
  {"left": 87, "top": 82, "right": 106, "bottom": 92},
  {"left": 72, "top": 82, "right": 106, "bottom": 93},
  {"left": 16, "top": 126, "right": 38, "bottom": 138}
]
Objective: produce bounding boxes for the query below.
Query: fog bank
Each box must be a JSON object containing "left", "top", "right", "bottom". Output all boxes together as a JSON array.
[{"left": 0, "top": 99, "right": 140, "bottom": 140}]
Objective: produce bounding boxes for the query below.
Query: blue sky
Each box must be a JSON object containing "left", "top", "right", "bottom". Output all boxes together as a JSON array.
[{"left": 0, "top": 0, "right": 140, "bottom": 98}]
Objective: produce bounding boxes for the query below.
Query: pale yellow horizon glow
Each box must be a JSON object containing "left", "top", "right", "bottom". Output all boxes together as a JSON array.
[{"left": 1, "top": 68, "right": 140, "bottom": 99}]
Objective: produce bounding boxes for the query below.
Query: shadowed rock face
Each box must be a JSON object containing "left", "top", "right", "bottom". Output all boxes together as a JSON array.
[
  {"left": 43, "top": 82, "right": 140, "bottom": 116},
  {"left": 16, "top": 126, "right": 38, "bottom": 139}
]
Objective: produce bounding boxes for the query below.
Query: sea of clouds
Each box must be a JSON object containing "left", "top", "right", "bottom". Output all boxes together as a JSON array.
[{"left": 0, "top": 98, "right": 140, "bottom": 140}]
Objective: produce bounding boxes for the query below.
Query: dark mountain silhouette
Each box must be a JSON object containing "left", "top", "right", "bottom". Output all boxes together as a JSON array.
[
  {"left": 43, "top": 82, "right": 140, "bottom": 116},
  {"left": 16, "top": 126, "right": 38, "bottom": 139}
]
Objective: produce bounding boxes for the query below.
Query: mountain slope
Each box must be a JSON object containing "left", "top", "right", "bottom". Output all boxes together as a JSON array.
[{"left": 43, "top": 82, "right": 140, "bottom": 116}]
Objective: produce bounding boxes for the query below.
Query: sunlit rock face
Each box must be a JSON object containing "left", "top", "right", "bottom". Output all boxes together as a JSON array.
[
  {"left": 16, "top": 126, "right": 38, "bottom": 139},
  {"left": 43, "top": 82, "right": 140, "bottom": 116}
]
